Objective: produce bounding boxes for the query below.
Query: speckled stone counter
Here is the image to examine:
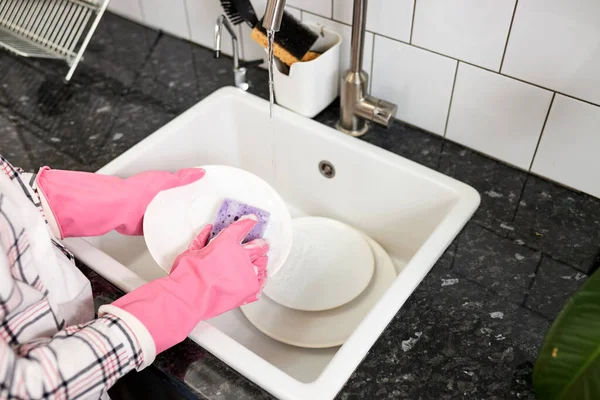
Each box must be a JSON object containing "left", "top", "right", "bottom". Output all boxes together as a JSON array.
[{"left": 1, "top": 13, "right": 598, "bottom": 400}]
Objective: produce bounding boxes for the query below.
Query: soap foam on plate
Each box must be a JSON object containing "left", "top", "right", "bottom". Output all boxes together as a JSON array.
[{"left": 210, "top": 198, "right": 271, "bottom": 243}]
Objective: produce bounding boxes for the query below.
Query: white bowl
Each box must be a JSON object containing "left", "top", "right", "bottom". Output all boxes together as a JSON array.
[{"left": 143, "top": 165, "right": 293, "bottom": 276}]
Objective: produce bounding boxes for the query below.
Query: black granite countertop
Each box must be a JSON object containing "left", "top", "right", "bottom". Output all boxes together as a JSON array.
[{"left": 1, "top": 13, "right": 598, "bottom": 400}]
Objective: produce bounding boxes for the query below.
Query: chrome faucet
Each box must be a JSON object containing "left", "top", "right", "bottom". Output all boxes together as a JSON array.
[
  {"left": 214, "top": 15, "right": 262, "bottom": 91},
  {"left": 263, "top": 0, "right": 397, "bottom": 136},
  {"left": 263, "top": 0, "right": 286, "bottom": 31},
  {"left": 338, "top": 0, "right": 397, "bottom": 136}
]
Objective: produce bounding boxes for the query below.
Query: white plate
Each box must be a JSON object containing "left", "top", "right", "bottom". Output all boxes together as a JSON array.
[
  {"left": 263, "top": 217, "right": 375, "bottom": 312},
  {"left": 143, "top": 165, "right": 293, "bottom": 276},
  {"left": 241, "top": 235, "right": 397, "bottom": 348}
]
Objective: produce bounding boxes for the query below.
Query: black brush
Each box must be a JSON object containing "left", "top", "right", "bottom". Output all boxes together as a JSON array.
[
  {"left": 220, "top": 0, "right": 319, "bottom": 66},
  {"left": 219, "top": 0, "right": 257, "bottom": 27},
  {"left": 233, "top": 0, "right": 259, "bottom": 26},
  {"left": 250, "top": 10, "right": 319, "bottom": 66}
]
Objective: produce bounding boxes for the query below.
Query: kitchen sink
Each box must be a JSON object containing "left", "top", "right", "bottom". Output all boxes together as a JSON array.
[{"left": 64, "top": 86, "right": 479, "bottom": 400}]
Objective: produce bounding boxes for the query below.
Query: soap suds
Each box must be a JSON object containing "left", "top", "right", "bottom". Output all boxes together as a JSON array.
[{"left": 490, "top": 311, "right": 504, "bottom": 319}]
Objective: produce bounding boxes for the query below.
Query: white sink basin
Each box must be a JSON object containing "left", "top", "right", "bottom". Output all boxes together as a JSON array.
[{"left": 64, "top": 87, "right": 479, "bottom": 400}]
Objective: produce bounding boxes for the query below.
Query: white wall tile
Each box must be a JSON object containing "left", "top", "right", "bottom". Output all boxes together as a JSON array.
[
  {"left": 333, "top": 0, "right": 414, "bottom": 43},
  {"left": 107, "top": 0, "right": 144, "bottom": 23},
  {"left": 287, "top": 0, "right": 331, "bottom": 18},
  {"left": 140, "top": 0, "right": 189, "bottom": 39},
  {"left": 371, "top": 36, "right": 456, "bottom": 136},
  {"left": 185, "top": 0, "right": 239, "bottom": 56},
  {"left": 302, "top": 12, "right": 373, "bottom": 77},
  {"left": 532, "top": 95, "right": 600, "bottom": 198},
  {"left": 412, "top": 0, "right": 516, "bottom": 71},
  {"left": 502, "top": 0, "right": 600, "bottom": 105},
  {"left": 446, "top": 63, "right": 553, "bottom": 169}
]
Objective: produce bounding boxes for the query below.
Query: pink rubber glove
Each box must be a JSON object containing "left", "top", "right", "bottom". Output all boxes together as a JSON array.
[
  {"left": 112, "top": 215, "right": 269, "bottom": 354},
  {"left": 35, "top": 166, "right": 205, "bottom": 238}
]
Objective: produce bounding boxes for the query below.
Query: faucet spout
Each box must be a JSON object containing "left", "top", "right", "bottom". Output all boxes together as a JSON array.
[
  {"left": 214, "top": 15, "right": 240, "bottom": 67},
  {"left": 214, "top": 15, "right": 251, "bottom": 91},
  {"left": 262, "top": 0, "right": 287, "bottom": 32},
  {"left": 337, "top": 0, "right": 398, "bottom": 136}
]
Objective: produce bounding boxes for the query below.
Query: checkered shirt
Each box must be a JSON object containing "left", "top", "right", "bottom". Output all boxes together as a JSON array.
[{"left": 0, "top": 155, "right": 145, "bottom": 400}]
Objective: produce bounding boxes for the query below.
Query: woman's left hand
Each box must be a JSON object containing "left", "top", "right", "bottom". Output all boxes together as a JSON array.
[{"left": 36, "top": 166, "right": 205, "bottom": 238}]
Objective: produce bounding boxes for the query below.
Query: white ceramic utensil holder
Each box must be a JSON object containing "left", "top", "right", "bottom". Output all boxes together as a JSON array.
[{"left": 272, "top": 23, "right": 342, "bottom": 118}]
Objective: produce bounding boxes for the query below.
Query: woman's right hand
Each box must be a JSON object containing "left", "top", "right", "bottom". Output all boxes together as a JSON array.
[
  {"left": 109, "top": 214, "right": 270, "bottom": 355},
  {"left": 171, "top": 214, "right": 270, "bottom": 309}
]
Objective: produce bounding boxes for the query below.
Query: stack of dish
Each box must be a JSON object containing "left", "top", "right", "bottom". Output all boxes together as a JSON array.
[
  {"left": 143, "top": 165, "right": 396, "bottom": 348},
  {"left": 242, "top": 216, "right": 396, "bottom": 348}
]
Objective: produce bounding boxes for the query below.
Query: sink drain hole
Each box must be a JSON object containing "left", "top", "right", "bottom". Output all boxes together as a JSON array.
[{"left": 319, "top": 161, "right": 335, "bottom": 179}]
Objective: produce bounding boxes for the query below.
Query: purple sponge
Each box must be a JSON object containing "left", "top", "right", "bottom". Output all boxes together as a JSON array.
[{"left": 210, "top": 198, "right": 270, "bottom": 243}]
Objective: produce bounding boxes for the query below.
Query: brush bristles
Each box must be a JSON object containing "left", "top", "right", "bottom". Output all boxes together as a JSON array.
[
  {"left": 256, "top": 10, "right": 319, "bottom": 61},
  {"left": 219, "top": 0, "right": 244, "bottom": 25}
]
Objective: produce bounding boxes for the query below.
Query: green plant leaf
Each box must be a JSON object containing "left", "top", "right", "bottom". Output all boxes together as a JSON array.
[{"left": 534, "top": 268, "right": 600, "bottom": 400}]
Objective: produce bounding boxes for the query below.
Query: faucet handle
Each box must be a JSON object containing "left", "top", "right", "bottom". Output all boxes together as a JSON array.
[
  {"left": 239, "top": 59, "right": 264, "bottom": 69},
  {"left": 372, "top": 99, "right": 398, "bottom": 128}
]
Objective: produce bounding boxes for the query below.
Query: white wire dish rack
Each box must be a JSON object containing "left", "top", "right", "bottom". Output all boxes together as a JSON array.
[{"left": 0, "top": 0, "right": 110, "bottom": 81}]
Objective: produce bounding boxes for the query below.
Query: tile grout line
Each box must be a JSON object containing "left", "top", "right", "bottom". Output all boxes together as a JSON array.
[
  {"left": 520, "top": 253, "right": 544, "bottom": 308},
  {"left": 499, "top": 0, "right": 519, "bottom": 73},
  {"left": 409, "top": 0, "right": 417, "bottom": 44},
  {"left": 472, "top": 219, "right": 589, "bottom": 275},
  {"left": 436, "top": 140, "right": 446, "bottom": 170},
  {"left": 302, "top": 13, "right": 600, "bottom": 109},
  {"left": 136, "top": 0, "right": 146, "bottom": 22},
  {"left": 86, "top": 29, "right": 164, "bottom": 167},
  {"left": 132, "top": 31, "right": 163, "bottom": 86},
  {"left": 8, "top": 107, "right": 81, "bottom": 167},
  {"left": 331, "top": 0, "right": 334, "bottom": 20},
  {"left": 528, "top": 92, "right": 556, "bottom": 171},
  {"left": 182, "top": 0, "right": 193, "bottom": 45},
  {"left": 442, "top": 61, "right": 460, "bottom": 138},
  {"left": 511, "top": 175, "right": 530, "bottom": 222},
  {"left": 0, "top": 102, "right": 88, "bottom": 165},
  {"left": 452, "top": 267, "right": 546, "bottom": 313},
  {"left": 112, "top": 7, "right": 600, "bottom": 110},
  {"left": 589, "top": 250, "right": 600, "bottom": 276}
]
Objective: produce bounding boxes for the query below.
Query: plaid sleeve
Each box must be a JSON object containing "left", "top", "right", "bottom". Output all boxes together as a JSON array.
[
  {"left": 0, "top": 155, "right": 43, "bottom": 215},
  {"left": 0, "top": 155, "right": 72, "bottom": 260},
  {"left": 0, "top": 314, "right": 145, "bottom": 399}
]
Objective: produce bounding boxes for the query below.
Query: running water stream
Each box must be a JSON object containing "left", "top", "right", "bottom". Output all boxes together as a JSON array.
[{"left": 267, "top": 29, "right": 276, "bottom": 183}]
